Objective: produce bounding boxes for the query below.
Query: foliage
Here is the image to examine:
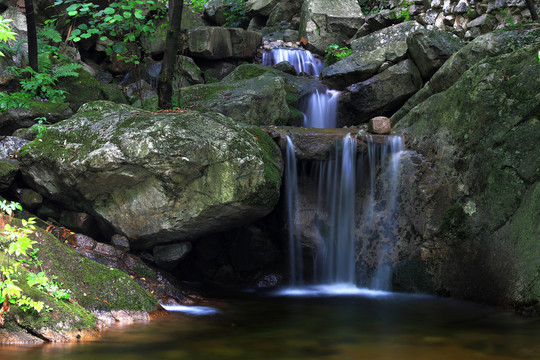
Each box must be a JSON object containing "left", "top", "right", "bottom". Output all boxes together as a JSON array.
[
  {"left": 325, "top": 44, "right": 352, "bottom": 65},
  {"left": 0, "top": 24, "right": 82, "bottom": 111},
  {"left": 0, "top": 201, "right": 74, "bottom": 324},
  {"left": 54, "top": 0, "right": 167, "bottom": 65},
  {"left": 0, "top": 203, "right": 46, "bottom": 320},
  {"left": 33, "top": 117, "right": 50, "bottom": 138},
  {"left": 0, "top": 16, "right": 16, "bottom": 57},
  {"left": 9, "top": 63, "right": 83, "bottom": 103},
  {"left": 390, "top": 0, "right": 414, "bottom": 22},
  {"left": 188, "top": 0, "right": 208, "bottom": 14},
  {"left": 222, "top": 0, "right": 248, "bottom": 27}
]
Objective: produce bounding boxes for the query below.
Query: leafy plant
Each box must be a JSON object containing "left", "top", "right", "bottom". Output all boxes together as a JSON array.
[
  {"left": 0, "top": 204, "right": 46, "bottom": 322},
  {"left": 390, "top": 0, "right": 414, "bottom": 22},
  {"left": 33, "top": 117, "right": 50, "bottom": 138},
  {"left": 55, "top": 0, "right": 167, "bottom": 65},
  {"left": 325, "top": 44, "right": 352, "bottom": 65},
  {"left": 0, "top": 15, "right": 15, "bottom": 57},
  {"left": 223, "top": 0, "right": 248, "bottom": 27},
  {"left": 188, "top": 0, "right": 209, "bottom": 14}
]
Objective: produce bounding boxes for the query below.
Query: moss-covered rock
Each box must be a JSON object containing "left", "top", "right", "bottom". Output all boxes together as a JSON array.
[
  {"left": 17, "top": 101, "right": 283, "bottom": 250},
  {"left": 0, "top": 219, "right": 157, "bottom": 343},
  {"left": 58, "top": 70, "right": 105, "bottom": 112},
  {"left": 394, "top": 42, "right": 540, "bottom": 313},
  {"left": 180, "top": 72, "right": 290, "bottom": 126}
]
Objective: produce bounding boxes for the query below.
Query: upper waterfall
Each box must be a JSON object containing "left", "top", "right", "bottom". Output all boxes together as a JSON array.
[{"left": 262, "top": 48, "right": 324, "bottom": 77}]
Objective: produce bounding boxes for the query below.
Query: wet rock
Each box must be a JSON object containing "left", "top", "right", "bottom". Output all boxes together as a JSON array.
[
  {"left": 186, "top": 27, "right": 262, "bottom": 60},
  {"left": 395, "top": 43, "right": 540, "bottom": 313},
  {"left": 246, "top": 0, "right": 279, "bottom": 17},
  {"left": 273, "top": 61, "right": 297, "bottom": 75},
  {"left": 338, "top": 60, "right": 423, "bottom": 126},
  {"left": 321, "top": 41, "right": 408, "bottom": 90},
  {"left": 111, "top": 234, "right": 130, "bottom": 252},
  {"left": 153, "top": 242, "right": 193, "bottom": 271},
  {"left": 392, "top": 27, "right": 540, "bottom": 123},
  {"left": 368, "top": 116, "right": 391, "bottom": 134},
  {"left": 407, "top": 28, "right": 464, "bottom": 81},
  {"left": 351, "top": 21, "right": 423, "bottom": 53},
  {"left": 181, "top": 72, "right": 290, "bottom": 125},
  {"left": 299, "top": 0, "right": 365, "bottom": 55},
  {"left": 17, "top": 188, "right": 43, "bottom": 210}
]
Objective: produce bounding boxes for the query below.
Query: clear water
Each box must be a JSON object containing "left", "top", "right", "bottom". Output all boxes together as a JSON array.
[{"left": 3, "top": 293, "right": 539, "bottom": 360}]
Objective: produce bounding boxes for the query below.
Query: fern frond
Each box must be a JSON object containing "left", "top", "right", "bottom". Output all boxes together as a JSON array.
[
  {"left": 38, "top": 25, "right": 62, "bottom": 43},
  {"left": 38, "top": 53, "right": 52, "bottom": 74},
  {"left": 52, "top": 63, "right": 83, "bottom": 80}
]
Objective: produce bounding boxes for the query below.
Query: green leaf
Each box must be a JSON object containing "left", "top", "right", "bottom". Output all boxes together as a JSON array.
[
  {"left": 103, "top": 7, "right": 115, "bottom": 15},
  {"left": 134, "top": 10, "right": 144, "bottom": 19},
  {"left": 123, "top": 11, "right": 132, "bottom": 19},
  {"left": 113, "top": 14, "right": 123, "bottom": 22},
  {"left": 65, "top": 4, "right": 79, "bottom": 12},
  {"left": 67, "top": 10, "right": 78, "bottom": 16},
  {"left": 80, "top": 33, "right": 91, "bottom": 39}
]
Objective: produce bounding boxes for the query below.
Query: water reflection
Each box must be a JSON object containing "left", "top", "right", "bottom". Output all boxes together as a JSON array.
[{"left": 2, "top": 294, "right": 539, "bottom": 360}]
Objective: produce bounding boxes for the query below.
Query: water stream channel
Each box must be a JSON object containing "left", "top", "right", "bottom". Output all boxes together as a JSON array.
[{"left": 2, "top": 48, "right": 539, "bottom": 359}]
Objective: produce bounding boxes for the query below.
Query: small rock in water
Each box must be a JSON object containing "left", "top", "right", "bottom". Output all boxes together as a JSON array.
[{"left": 368, "top": 116, "right": 391, "bottom": 134}]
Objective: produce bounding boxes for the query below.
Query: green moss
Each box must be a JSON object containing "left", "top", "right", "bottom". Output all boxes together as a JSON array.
[
  {"left": 181, "top": 83, "right": 236, "bottom": 106},
  {"left": 28, "top": 100, "right": 71, "bottom": 115},
  {"left": 18, "top": 224, "right": 159, "bottom": 313},
  {"left": 221, "top": 64, "right": 273, "bottom": 82},
  {"left": 0, "top": 160, "right": 17, "bottom": 177},
  {"left": 244, "top": 126, "right": 282, "bottom": 206},
  {"left": 58, "top": 70, "right": 105, "bottom": 111},
  {"left": 101, "top": 84, "right": 129, "bottom": 104}
]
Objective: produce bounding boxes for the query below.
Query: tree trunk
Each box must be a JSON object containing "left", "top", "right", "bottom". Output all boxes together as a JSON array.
[
  {"left": 158, "top": 0, "right": 183, "bottom": 109},
  {"left": 24, "top": 0, "right": 38, "bottom": 72},
  {"left": 524, "top": 0, "right": 538, "bottom": 21}
]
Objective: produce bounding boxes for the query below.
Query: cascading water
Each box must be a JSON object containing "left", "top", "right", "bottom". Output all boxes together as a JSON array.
[
  {"left": 301, "top": 89, "right": 341, "bottom": 128},
  {"left": 262, "top": 48, "right": 340, "bottom": 129},
  {"left": 284, "top": 136, "right": 303, "bottom": 286},
  {"left": 314, "top": 134, "right": 357, "bottom": 285},
  {"left": 262, "top": 48, "right": 324, "bottom": 76},
  {"left": 364, "top": 135, "right": 404, "bottom": 291},
  {"left": 268, "top": 47, "right": 405, "bottom": 293}
]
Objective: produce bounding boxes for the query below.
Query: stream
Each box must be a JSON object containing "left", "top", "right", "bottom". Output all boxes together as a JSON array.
[{"left": 2, "top": 290, "right": 540, "bottom": 359}]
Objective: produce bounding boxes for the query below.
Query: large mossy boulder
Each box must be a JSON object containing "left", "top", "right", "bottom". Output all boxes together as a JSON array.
[
  {"left": 186, "top": 27, "right": 262, "bottom": 60},
  {"left": 18, "top": 101, "right": 283, "bottom": 250},
  {"left": 180, "top": 73, "right": 290, "bottom": 125},
  {"left": 392, "top": 27, "right": 540, "bottom": 124},
  {"left": 181, "top": 63, "right": 323, "bottom": 126},
  {"left": 395, "top": 43, "right": 540, "bottom": 313},
  {"left": 298, "top": 0, "right": 364, "bottom": 55}
]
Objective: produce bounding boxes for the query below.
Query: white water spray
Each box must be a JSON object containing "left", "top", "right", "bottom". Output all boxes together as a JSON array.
[{"left": 262, "top": 48, "right": 324, "bottom": 76}]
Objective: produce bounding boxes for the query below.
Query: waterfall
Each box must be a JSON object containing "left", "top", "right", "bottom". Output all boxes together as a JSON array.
[
  {"left": 314, "top": 134, "right": 357, "bottom": 285},
  {"left": 285, "top": 136, "right": 303, "bottom": 286},
  {"left": 301, "top": 89, "right": 341, "bottom": 128},
  {"left": 364, "top": 135, "right": 404, "bottom": 291},
  {"left": 262, "top": 48, "right": 324, "bottom": 76}
]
